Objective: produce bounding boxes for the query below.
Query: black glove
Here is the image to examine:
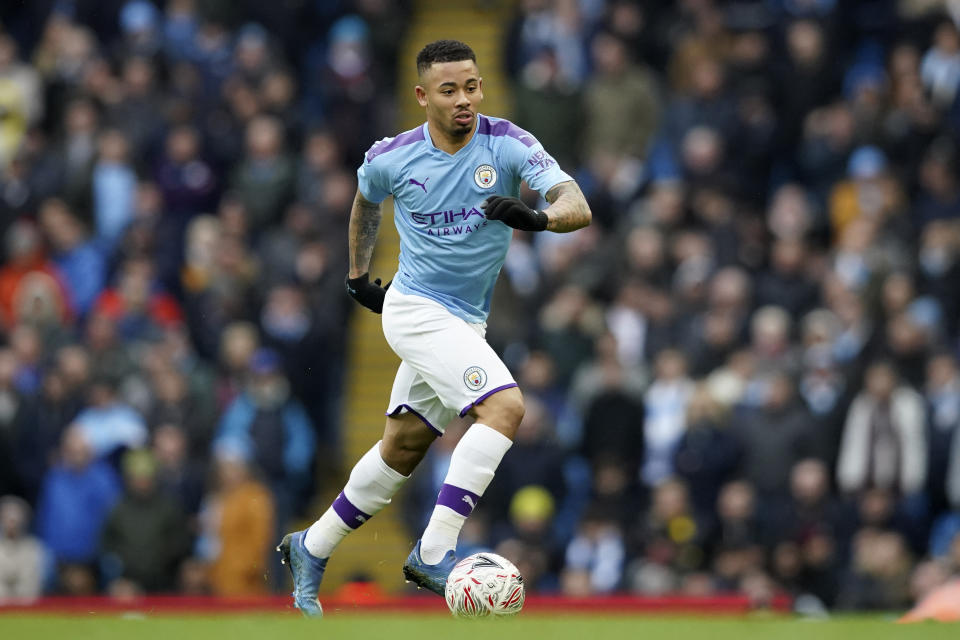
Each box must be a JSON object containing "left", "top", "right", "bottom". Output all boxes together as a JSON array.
[
  {"left": 482, "top": 196, "right": 548, "bottom": 232},
  {"left": 345, "top": 273, "right": 391, "bottom": 313}
]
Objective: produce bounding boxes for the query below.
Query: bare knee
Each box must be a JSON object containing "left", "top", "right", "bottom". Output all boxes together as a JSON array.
[{"left": 472, "top": 387, "right": 525, "bottom": 440}]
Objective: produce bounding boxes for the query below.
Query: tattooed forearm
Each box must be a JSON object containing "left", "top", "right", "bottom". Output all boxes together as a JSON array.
[
  {"left": 543, "top": 181, "right": 592, "bottom": 232},
  {"left": 348, "top": 191, "right": 383, "bottom": 277}
]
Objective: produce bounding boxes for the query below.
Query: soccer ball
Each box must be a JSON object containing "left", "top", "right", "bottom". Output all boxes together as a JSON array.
[{"left": 444, "top": 552, "right": 525, "bottom": 618}]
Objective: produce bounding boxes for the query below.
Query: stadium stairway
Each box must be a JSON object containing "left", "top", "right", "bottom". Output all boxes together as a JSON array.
[{"left": 312, "top": 0, "right": 514, "bottom": 594}]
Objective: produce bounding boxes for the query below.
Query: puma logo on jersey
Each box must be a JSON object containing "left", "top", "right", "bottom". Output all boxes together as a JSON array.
[
  {"left": 462, "top": 495, "right": 476, "bottom": 510},
  {"left": 409, "top": 177, "right": 429, "bottom": 193}
]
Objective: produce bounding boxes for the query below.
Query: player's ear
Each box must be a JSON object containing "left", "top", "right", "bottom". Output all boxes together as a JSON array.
[{"left": 415, "top": 84, "right": 428, "bottom": 107}]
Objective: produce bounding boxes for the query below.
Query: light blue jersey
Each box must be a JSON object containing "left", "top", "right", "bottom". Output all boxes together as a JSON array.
[{"left": 357, "top": 114, "right": 572, "bottom": 323}]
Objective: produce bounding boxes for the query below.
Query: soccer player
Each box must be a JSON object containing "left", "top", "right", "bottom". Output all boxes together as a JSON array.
[{"left": 278, "top": 39, "right": 591, "bottom": 616}]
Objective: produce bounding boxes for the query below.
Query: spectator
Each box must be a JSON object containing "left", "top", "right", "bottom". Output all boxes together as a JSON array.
[
  {"left": 579, "top": 356, "right": 645, "bottom": 473},
  {"left": 36, "top": 426, "right": 121, "bottom": 577},
  {"left": 152, "top": 423, "right": 205, "bottom": 517},
  {"left": 709, "top": 481, "right": 764, "bottom": 592},
  {"left": 146, "top": 364, "right": 214, "bottom": 455},
  {"left": 631, "top": 479, "right": 705, "bottom": 588},
  {"left": 73, "top": 374, "right": 148, "bottom": 460},
  {"left": 100, "top": 449, "right": 189, "bottom": 592},
  {"left": 214, "top": 321, "right": 259, "bottom": 411},
  {"left": 154, "top": 124, "right": 219, "bottom": 219},
  {"left": 0, "top": 496, "right": 45, "bottom": 602},
  {"left": 13, "top": 368, "right": 83, "bottom": 502},
  {"left": 733, "top": 371, "right": 811, "bottom": 498},
  {"left": 259, "top": 282, "right": 331, "bottom": 435},
  {"left": 837, "top": 361, "right": 927, "bottom": 497},
  {"left": 837, "top": 529, "right": 914, "bottom": 610},
  {"left": 562, "top": 506, "right": 626, "bottom": 596},
  {"left": 53, "top": 97, "right": 99, "bottom": 212},
  {"left": 583, "top": 32, "right": 660, "bottom": 167},
  {"left": 755, "top": 239, "right": 820, "bottom": 318},
  {"left": 228, "top": 114, "right": 295, "bottom": 233},
  {"left": 108, "top": 55, "right": 165, "bottom": 158},
  {"left": 0, "top": 219, "right": 70, "bottom": 330},
  {"left": 92, "top": 128, "right": 137, "bottom": 250},
  {"left": 749, "top": 306, "right": 800, "bottom": 377},
  {"left": 925, "top": 352, "right": 960, "bottom": 513},
  {"left": 199, "top": 441, "right": 275, "bottom": 596},
  {"left": 0, "top": 34, "right": 42, "bottom": 169},
  {"left": 914, "top": 143, "right": 960, "bottom": 227},
  {"left": 829, "top": 146, "right": 904, "bottom": 239},
  {"left": 180, "top": 215, "right": 257, "bottom": 359},
  {"left": 768, "top": 459, "right": 847, "bottom": 605},
  {"left": 38, "top": 198, "right": 107, "bottom": 315},
  {"left": 673, "top": 385, "right": 741, "bottom": 515},
  {"left": 920, "top": 20, "right": 960, "bottom": 110},
  {"left": 295, "top": 129, "right": 342, "bottom": 205},
  {"left": 948, "top": 416, "right": 960, "bottom": 511},
  {"left": 0, "top": 349, "right": 25, "bottom": 498},
  {"left": 512, "top": 48, "right": 583, "bottom": 171},
  {"left": 642, "top": 349, "right": 694, "bottom": 487},
  {"left": 214, "top": 348, "right": 315, "bottom": 524},
  {"left": 94, "top": 257, "right": 184, "bottom": 341}
]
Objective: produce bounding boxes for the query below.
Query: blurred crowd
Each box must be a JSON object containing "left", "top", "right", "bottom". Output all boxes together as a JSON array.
[
  {"left": 0, "top": 0, "right": 408, "bottom": 600},
  {"left": 410, "top": 0, "right": 960, "bottom": 613},
  {"left": 2, "top": 0, "right": 960, "bottom": 614}
]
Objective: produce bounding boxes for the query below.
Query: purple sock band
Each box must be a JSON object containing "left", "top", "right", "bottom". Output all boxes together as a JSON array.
[
  {"left": 437, "top": 483, "right": 481, "bottom": 517},
  {"left": 332, "top": 492, "right": 371, "bottom": 529}
]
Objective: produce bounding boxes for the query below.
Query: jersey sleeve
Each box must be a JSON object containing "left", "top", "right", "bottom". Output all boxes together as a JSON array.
[
  {"left": 501, "top": 133, "right": 573, "bottom": 198},
  {"left": 356, "top": 149, "right": 392, "bottom": 203}
]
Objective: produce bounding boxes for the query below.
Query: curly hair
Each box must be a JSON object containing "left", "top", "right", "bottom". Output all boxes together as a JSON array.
[{"left": 416, "top": 40, "right": 476, "bottom": 75}]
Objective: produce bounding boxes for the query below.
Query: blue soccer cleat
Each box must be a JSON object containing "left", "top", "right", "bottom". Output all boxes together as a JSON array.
[
  {"left": 402, "top": 540, "right": 458, "bottom": 596},
  {"left": 277, "top": 529, "right": 327, "bottom": 617}
]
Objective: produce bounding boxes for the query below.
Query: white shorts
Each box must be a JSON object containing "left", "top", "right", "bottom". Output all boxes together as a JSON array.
[{"left": 381, "top": 287, "right": 517, "bottom": 434}]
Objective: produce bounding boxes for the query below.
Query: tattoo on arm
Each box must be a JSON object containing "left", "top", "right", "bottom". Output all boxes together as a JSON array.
[
  {"left": 348, "top": 191, "right": 383, "bottom": 276},
  {"left": 543, "top": 181, "right": 592, "bottom": 232}
]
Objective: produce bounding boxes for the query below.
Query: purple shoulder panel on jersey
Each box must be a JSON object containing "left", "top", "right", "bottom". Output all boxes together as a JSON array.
[
  {"left": 365, "top": 126, "right": 426, "bottom": 162},
  {"left": 476, "top": 115, "right": 536, "bottom": 147}
]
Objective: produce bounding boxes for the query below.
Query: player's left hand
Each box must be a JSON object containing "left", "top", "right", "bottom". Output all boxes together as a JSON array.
[{"left": 482, "top": 196, "right": 548, "bottom": 232}]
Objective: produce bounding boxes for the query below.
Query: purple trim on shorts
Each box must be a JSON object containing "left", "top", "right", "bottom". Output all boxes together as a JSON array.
[
  {"left": 477, "top": 115, "right": 536, "bottom": 147},
  {"left": 386, "top": 404, "right": 443, "bottom": 436},
  {"left": 458, "top": 382, "right": 520, "bottom": 418},
  {"left": 332, "top": 492, "right": 371, "bottom": 530},
  {"left": 365, "top": 126, "right": 426, "bottom": 162},
  {"left": 437, "top": 483, "right": 481, "bottom": 517}
]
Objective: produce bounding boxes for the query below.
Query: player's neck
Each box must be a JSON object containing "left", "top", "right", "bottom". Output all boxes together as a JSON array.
[{"left": 426, "top": 119, "right": 476, "bottom": 155}]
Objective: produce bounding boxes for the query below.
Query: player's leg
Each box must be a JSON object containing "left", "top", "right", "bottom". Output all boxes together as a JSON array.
[
  {"left": 380, "top": 291, "right": 523, "bottom": 594},
  {"left": 302, "top": 411, "right": 435, "bottom": 557},
  {"left": 278, "top": 360, "right": 444, "bottom": 616},
  {"left": 401, "top": 387, "right": 522, "bottom": 595},
  {"left": 416, "top": 386, "right": 523, "bottom": 565}
]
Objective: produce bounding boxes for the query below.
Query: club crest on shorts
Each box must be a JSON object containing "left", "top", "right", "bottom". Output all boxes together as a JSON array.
[
  {"left": 463, "top": 366, "right": 488, "bottom": 391},
  {"left": 474, "top": 164, "right": 497, "bottom": 189}
]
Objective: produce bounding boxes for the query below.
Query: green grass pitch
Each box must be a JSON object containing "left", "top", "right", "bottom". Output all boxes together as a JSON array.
[{"left": 1, "top": 613, "right": 957, "bottom": 640}]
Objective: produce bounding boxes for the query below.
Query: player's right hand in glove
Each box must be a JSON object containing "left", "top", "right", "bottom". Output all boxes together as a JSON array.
[
  {"left": 345, "top": 273, "right": 391, "bottom": 313},
  {"left": 482, "top": 196, "right": 548, "bottom": 232}
]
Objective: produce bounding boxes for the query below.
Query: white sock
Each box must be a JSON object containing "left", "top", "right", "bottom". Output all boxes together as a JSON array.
[
  {"left": 420, "top": 424, "right": 513, "bottom": 564},
  {"left": 303, "top": 441, "right": 408, "bottom": 558}
]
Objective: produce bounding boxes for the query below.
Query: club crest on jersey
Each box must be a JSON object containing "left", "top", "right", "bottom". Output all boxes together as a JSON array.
[
  {"left": 463, "top": 366, "right": 487, "bottom": 391},
  {"left": 474, "top": 164, "right": 497, "bottom": 189}
]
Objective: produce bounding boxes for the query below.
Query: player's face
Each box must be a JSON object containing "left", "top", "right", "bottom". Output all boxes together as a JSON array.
[{"left": 416, "top": 60, "right": 483, "bottom": 139}]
